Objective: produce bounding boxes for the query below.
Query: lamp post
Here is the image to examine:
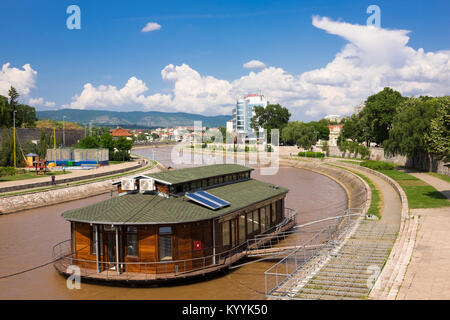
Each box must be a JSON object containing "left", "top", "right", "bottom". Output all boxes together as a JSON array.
[
  {"left": 13, "top": 110, "right": 17, "bottom": 168},
  {"left": 63, "top": 115, "right": 66, "bottom": 147}
]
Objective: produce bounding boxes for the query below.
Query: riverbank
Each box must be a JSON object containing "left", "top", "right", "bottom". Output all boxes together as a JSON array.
[{"left": 0, "top": 160, "right": 163, "bottom": 214}]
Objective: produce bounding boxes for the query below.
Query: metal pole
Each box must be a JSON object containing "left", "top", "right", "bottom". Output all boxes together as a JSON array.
[
  {"left": 116, "top": 227, "right": 120, "bottom": 275},
  {"left": 63, "top": 115, "right": 66, "bottom": 147},
  {"left": 212, "top": 219, "right": 216, "bottom": 264},
  {"left": 95, "top": 225, "right": 100, "bottom": 273},
  {"left": 13, "top": 111, "right": 16, "bottom": 168}
]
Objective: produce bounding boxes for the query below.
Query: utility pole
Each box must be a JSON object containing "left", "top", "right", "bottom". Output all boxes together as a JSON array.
[
  {"left": 13, "top": 110, "right": 17, "bottom": 168},
  {"left": 54, "top": 127, "right": 56, "bottom": 167},
  {"left": 63, "top": 115, "right": 66, "bottom": 147}
]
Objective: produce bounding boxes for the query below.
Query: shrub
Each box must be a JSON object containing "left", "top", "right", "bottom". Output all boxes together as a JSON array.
[
  {"left": 297, "top": 151, "right": 325, "bottom": 158},
  {"left": 0, "top": 167, "right": 18, "bottom": 177},
  {"left": 360, "top": 160, "right": 396, "bottom": 170}
]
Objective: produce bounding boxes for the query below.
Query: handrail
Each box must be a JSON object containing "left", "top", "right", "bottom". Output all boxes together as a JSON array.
[
  {"left": 263, "top": 207, "right": 361, "bottom": 296},
  {"left": 53, "top": 207, "right": 297, "bottom": 278}
]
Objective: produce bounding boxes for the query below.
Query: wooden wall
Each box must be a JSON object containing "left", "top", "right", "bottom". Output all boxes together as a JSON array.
[{"left": 71, "top": 194, "right": 286, "bottom": 275}]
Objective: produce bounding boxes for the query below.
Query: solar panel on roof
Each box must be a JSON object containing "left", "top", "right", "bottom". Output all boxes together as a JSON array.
[
  {"left": 185, "top": 190, "right": 230, "bottom": 210},
  {"left": 196, "top": 191, "right": 230, "bottom": 206},
  {"left": 185, "top": 193, "right": 221, "bottom": 210}
]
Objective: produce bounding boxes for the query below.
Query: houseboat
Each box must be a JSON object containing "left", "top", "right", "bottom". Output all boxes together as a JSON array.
[{"left": 53, "top": 164, "right": 295, "bottom": 285}]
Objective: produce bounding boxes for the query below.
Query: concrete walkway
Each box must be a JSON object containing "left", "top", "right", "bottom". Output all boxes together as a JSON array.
[
  {"left": 287, "top": 160, "right": 402, "bottom": 299},
  {"left": 0, "top": 160, "right": 143, "bottom": 191},
  {"left": 397, "top": 172, "right": 450, "bottom": 300}
]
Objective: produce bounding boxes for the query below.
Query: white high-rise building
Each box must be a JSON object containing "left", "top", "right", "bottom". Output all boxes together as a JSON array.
[{"left": 231, "top": 93, "right": 268, "bottom": 140}]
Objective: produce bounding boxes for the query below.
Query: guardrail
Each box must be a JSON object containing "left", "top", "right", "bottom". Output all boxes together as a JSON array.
[
  {"left": 264, "top": 208, "right": 364, "bottom": 298},
  {"left": 52, "top": 208, "right": 297, "bottom": 282}
]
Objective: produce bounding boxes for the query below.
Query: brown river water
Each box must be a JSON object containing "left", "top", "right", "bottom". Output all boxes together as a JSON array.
[{"left": 0, "top": 147, "right": 347, "bottom": 299}]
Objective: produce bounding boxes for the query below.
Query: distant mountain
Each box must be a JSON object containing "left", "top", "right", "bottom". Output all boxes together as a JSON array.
[{"left": 36, "top": 109, "right": 231, "bottom": 129}]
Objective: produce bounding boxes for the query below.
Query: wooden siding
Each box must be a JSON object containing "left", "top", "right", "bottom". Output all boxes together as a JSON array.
[{"left": 71, "top": 195, "right": 286, "bottom": 275}]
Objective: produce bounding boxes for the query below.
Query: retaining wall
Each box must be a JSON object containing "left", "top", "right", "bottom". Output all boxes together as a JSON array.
[
  {"left": 281, "top": 159, "right": 368, "bottom": 210},
  {"left": 0, "top": 163, "right": 143, "bottom": 194}
]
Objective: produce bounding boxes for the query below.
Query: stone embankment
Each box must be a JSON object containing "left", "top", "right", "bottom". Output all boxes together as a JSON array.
[
  {"left": 0, "top": 162, "right": 165, "bottom": 215},
  {"left": 324, "top": 160, "right": 416, "bottom": 300}
]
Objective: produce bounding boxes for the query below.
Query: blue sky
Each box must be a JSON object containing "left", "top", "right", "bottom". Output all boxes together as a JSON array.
[{"left": 1, "top": 0, "right": 449, "bottom": 121}]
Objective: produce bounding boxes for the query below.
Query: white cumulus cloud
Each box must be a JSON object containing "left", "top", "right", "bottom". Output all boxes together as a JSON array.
[
  {"left": 243, "top": 60, "right": 267, "bottom": 69},
  {"left": 29, "top": 97, "right": 56, "bottom": 107},
  {"left": 63, "top": 16, "right": 450, "bottom": 119},
  {"left": 0, "top": 62, "right": 37, "bottom": 96},
  {"left": 141, "top": 22, "right": 161, "bottom": 33}
]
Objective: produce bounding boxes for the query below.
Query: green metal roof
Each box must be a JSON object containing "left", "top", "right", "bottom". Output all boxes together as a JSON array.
[
  {"left": 62, "top": 179, "right": 288, "bottom": 225},
  {"left": 147, "top": 164, "right": 254, "bottom": 185}
]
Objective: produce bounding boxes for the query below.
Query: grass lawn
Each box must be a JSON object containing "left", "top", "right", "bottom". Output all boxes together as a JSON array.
[
  {"left": 338, "top": 159, "right": 363, "bottom": 164},
  {"left": 427, "top": 172, "right": 450, "bottom": 183},
  {"left": 379, "top": 169, "right": 449, "bottom": 209},
  {"left": 0, "top": 170, "right": 71, "bottom": 182}
]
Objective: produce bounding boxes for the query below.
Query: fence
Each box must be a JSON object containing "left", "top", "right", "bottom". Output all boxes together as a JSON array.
[{"left": 264, "top": 208, "right": 364, "bottom": 298}]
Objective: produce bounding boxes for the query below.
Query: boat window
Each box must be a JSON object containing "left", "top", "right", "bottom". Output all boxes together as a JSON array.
[
  {"left": 222, "top": 221, "right": 230, "bottom": 247},
  {"left": 239, "top": 214, "right": 246, "bottom": 243},
  {"left": 246, "top": 212, "right": 253, "bottom": 235},
  {"left": 260, "top": 207, "right": 266, "bottom": 232},
  {"left": 126, "top": 226, "right": 138, "bottom": 257},
  {"left": 252, "top": 210, "right": 259, "bottom": 233},
  {"left": 271, "top": 203, "right": 276, "bottom": 224},
  {"left": 159, "top": 227, "right": 173, "bottom": 261}
]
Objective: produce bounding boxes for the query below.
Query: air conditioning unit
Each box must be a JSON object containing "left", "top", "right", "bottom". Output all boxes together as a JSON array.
[
  {"left": 121, "top": 178, "right": 136, "bottom": 191},
  {"left": 139, "top": 178, "right": 155, "bottom": 192}
]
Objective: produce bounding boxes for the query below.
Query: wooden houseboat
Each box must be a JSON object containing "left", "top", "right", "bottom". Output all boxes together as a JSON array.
[{"left": 54, "top": 164, "right": 295, "bottom": 285}]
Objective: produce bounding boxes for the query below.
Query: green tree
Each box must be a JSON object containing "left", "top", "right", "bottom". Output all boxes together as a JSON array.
[
  {"left": 251, "top": 104, "right": 291, "bottom": 141},
  {"left": 8, "top": 86, "right": 19, "bottom": 109},
  {"left": 425, "top": 97, "right": 450, "bottom": 162},
  {"left": 307, "top": 120, "right": 330, "bottom": 141},
  {"left": 137, "top": 133, "right": 147, "bottom": 141},
  {"left": 361, "top": 87, "right": 405, "bottom": 145},
  {"left": 322, "top": 140, "right": 330, "bottom": 154},
  {"left": 151, "top": 133, "right": 159, "bottom": 140},
  {"left": 0, "top": 128, "right": 23, "bottom": 166},
  {"left": 99, "top": 132, "right": 114, "bottom": 149},
  {"left": 114, "top": 137, "right": 133, "bottom": 161},
  {"left": 281, "top": 121, "right": 304, "bottom": 145},
  {"left": 296, "top": 125, "right": 317, "bottom": 151},
  {"left": 78, "top": 135, "right": 100, "bottom": 148},
  {"left": 384, "top": 97, "right": 438, "bottom": 162},
  {"left": 36, "top": 130, "right": 60, "bottom": 158}
]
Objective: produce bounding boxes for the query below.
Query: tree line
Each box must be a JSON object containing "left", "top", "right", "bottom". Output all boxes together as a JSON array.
[
  {"left": 339, "top": 87, "right": 449, "bottom": 163},
  {"left": 0, "top": 87, "right": 37, "bottom": 128}
]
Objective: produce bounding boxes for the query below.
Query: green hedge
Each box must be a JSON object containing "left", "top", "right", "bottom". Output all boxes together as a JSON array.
[
  {"left": 360, "top": 160, "right": 396, "bottom": 170},
  {"left": 297, "top": 151, "right": 325, "bottom": 158},
  {"left": 0, "top": 167, "right": 19, "bottom": 177}
]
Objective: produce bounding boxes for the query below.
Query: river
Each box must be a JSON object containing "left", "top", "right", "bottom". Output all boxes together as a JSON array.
[{"left": 0, "top": 146, "right": 347, "bottom": 299}]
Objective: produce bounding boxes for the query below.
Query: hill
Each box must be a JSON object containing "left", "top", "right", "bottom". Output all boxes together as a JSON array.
[
  {"left": 35, "top": 119, "right": 84, "bottom": 130},
  {"left": 36, "top": 109, "right": 231, "bottom": 129}
]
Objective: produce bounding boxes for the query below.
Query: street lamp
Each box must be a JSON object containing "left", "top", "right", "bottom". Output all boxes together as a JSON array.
[{"left": 13, "top": 110, "right": 17, "bottom": 168}]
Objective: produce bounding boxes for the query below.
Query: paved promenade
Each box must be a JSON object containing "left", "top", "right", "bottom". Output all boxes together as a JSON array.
[
  {"left": 0, "top": 160, "right": 144, "bottom": 192},
  {"left": 397, "top": 172, "right": 450, "bottom": 299}
]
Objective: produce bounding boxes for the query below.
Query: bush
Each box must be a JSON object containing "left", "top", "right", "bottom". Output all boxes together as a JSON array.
[
  {"left": 360, "top": 160, "right": 396, "bottom": 170},
  {"left": 297, "top": 151, "right": 325, "bottom": 158},
  {"left": 0, "top": 167, "right": 18, "bottom": 177}
]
